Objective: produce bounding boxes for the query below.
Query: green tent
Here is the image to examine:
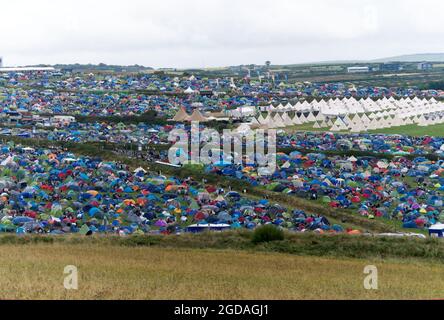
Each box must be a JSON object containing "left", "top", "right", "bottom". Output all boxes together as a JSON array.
[{"left": 79, "top": 224, "right": 90, "bottom": 236}]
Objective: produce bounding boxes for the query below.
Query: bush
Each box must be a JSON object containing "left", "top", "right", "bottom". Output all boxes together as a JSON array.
[{"left": 252, "top": 225, "right": 285, "bottom": 244}]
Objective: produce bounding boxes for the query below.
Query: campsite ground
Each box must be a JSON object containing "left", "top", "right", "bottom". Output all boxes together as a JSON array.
[
  {"left": 2, "top": 122, "right": 443, "bottom": 300},
  {"left": 2, "top": 135, "right": 427, "bottom": 236},
  {"left": 2, "top": 242, "right": 444, "bottom": 299}
]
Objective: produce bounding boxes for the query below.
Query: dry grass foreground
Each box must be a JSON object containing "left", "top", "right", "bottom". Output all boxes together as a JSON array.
[{"left": 0, "top": 243, "right": 443, "bottom": 299}]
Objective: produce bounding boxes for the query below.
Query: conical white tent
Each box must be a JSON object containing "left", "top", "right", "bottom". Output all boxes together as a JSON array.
[
  {"left": 184, "top": 87, "right": 195, "bottom": 94},
  {"left": 320, "top": 119, "right": 329, "bottom": 128},
  {"left": 250, "top": 117, "right": 260, "bottom": 125},
  {"left": 337, "top": 120, "right": 349, "bottom": 131},
  {"left": 171, "top": 107, "right": 190, "bottom": 121},
  {"left": 272, "top": 113, "right": 286, "bottom": 128},
  {"left": 257, "top": 114, "right": 266, "bottom": 125},
  {"left": 292, "top": 114, "right": 302, "bottom": 125},
  {"left": 281, "top": 113, "right": 294, "bottom": 127},
  {"left": 299, "top": 113, "right": 309, "bottom": 123},
  {"left": 189, "top": 109, "right": 208, "bottom": 122},
  {"left": 306, "top": 112, "right": 316, "bottom": 122},
  {"left": 315, "top": 113, "right": 325, "bottom": 122},
  {"left": 263, "top": 113, "right": 274, "bottom": 125}
]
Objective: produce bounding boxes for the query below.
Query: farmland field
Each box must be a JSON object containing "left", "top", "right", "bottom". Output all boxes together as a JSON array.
[
  {"left": 2, "top": 243, "right": 444, "bottom": 300},
  {"left": 1, "top": 233, "right": 444, "bottom": 300}
]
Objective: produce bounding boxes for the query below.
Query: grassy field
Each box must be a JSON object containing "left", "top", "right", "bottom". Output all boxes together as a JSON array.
[
  {"left": 0, "top": 231, "right": 443, "bottom": 300},
  {"left": 367, "top": 123, "right": 444, "bottom": 137},
  {"left": 283, "top": 121, "right": 444, "bottom": 137},
  {"left": 1, "top": 242, "right": 444, "bottom": 300}
]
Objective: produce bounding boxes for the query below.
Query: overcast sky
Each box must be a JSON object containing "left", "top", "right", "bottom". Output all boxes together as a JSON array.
[{"left": 2, "top": 0, "right": 444, "bottom": 68}]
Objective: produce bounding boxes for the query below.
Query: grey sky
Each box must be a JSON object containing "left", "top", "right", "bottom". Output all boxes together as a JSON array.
[{"left": 2, "top": 0, "right": 444, "bottom": 68}]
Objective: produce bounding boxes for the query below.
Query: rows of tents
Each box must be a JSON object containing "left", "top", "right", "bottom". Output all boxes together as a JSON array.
[
  {"left": 277, "top": 132, "right": 444, "bottom": 156},
  {"left": 206, "top": 150, "right": 444, "bottom": 229},
  {"left": 4, "top": 119, "right": 444, "bottom": 160},
  {"left": 0, "top": 144, "right": 347, "bottom": 235},
  {"left": 250, "top": 97, "right": 444, "bottom": 132},
  {"left": 2, "top": 70, "right": 443, "bottom": 99},
  {"left": 2, "top": 68, "right": 444, "bottom": 122},
  {"left": 0, "top": 122, "right": 174, "bottom": 146}
]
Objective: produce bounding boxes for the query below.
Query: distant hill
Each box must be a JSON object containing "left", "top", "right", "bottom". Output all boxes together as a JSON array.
[
  {"left": 372, "top": 53, "right": 444, "bottom": 63},
  {"left": 279, "top": 60, "right": 362, "bottom": 67},
  {"left": 51, "top": 63, "right": 153, "bottom": 72},
  {"left": 302, "top": 53, "right": 444, "bottom": 65},
  {"left": 253, "top": 54, "right": 444, "bottom": 69},
  {"left": 276, "top": 53, "right": 444, "bottom": 67}
]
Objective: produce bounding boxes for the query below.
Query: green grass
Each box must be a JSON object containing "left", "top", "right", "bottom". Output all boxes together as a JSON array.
[
  {"left": 0, "top": 232, "right": 440, "bottom": 262},
  {"left": 367, "top": 123, "right": 444, "bottom": 137},
  {"left": 252, "top": 225, "right": 285, "bottom": 244},
  {"left": 283, "top": 120, "right": 444, "bottom": 137},
  {"left": 282, "top": 123, "right": 325, "bottom": 132}
]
